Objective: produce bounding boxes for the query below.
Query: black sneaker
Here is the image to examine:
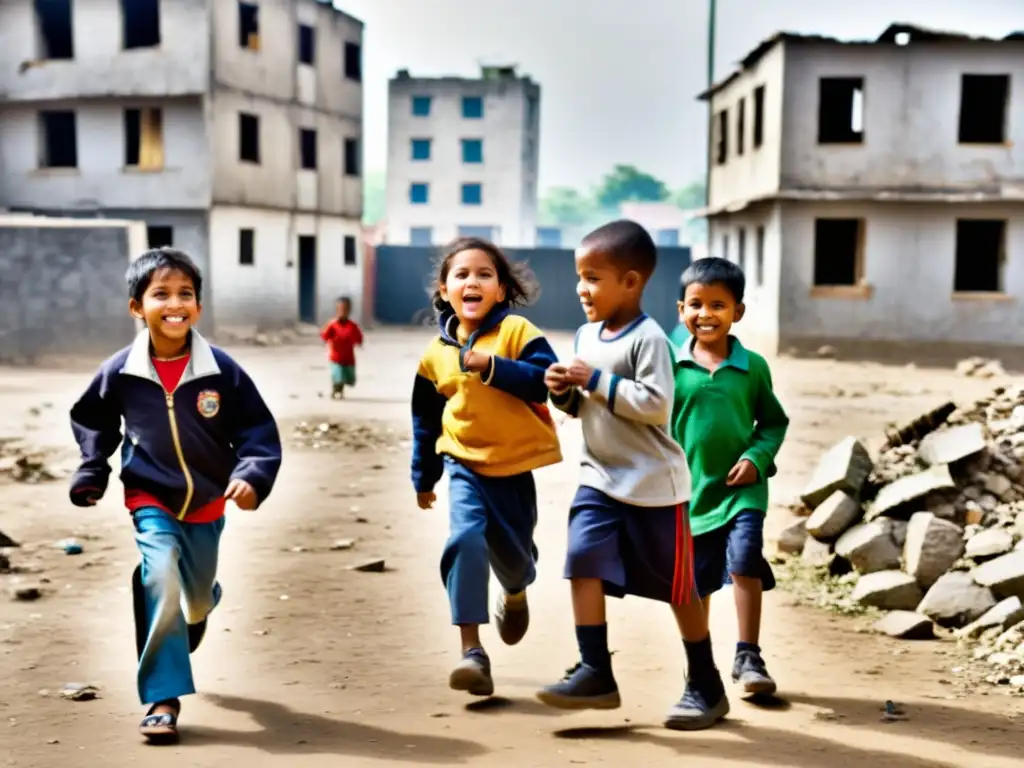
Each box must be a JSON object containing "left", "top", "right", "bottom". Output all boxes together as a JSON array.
[
  {"left": 664, "top": 675, "right": 730, "bottom": 730},
  {"left": 536, "top": 662, "right": 621, "bottom": 710},
  {"left": 732, "top": 649, "right": 777, "bottom": 696},
  {"left": 495, "top": 591, "right": 529, "bottom": 646},
  {"left": 449, "top": 649, "right": 494, "bottom": 697}
]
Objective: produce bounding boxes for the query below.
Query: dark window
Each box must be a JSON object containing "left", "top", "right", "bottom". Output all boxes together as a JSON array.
[
  {"left": 121, "top": 0, "right": 160, "bottom": 50},
  {"left": 411, "top": 138, "right": 431, "bottom": 161},
  {"left": 462, "top": 96, "right": 484, "bottom": 119},
  {"left": 239, "top": 113, "right": 260, "bottom": 163},
  {"left": 753, "top": 85, "right": 765, "bottom": 148},
  {"left": 755, "top": 225, "right": 765, "bottom": 286},
  {"left": 737, "top": 228, "right": 747, "bottom": 271},
  {"left": 239, "top": 228, "right": 255, "bottom": 265},
  {"left": 147, "top": 226, "right": 173, "bottom": 248},
  {"left": 124, "top": 108, "right": 164, "bottom": 169},
  {"left": 298, "top": 23, "right": 315, "bottom": 65},
  {"left": 818, "top": 77, "right": 864, "bottom": 144},
  {"left": 461, "top": 183, "right": 482, "bottom": 205},
  {"left": 955, "top": 220, "right": 1005, "bottom": 292},
  {"left": 813, "top": 219, "right": 862, "bottom": 286},
  {"left": 714, "top": 109, "right": 728, "bottom": 165},
  {"left": 458, "top": 225, "right": 494, "bottom": 239},
  {"left": 343, "top": 235, "right": 357, "bottom": 266},
  {"left": 657, "top": 229, "right": 680, "bottom": 247},
  {"left": 536, "top": 227, "right": 562, "bottom": 247},
  {"left": 461, "top": 138, "right": 483, "bottom": 164},
  {"left": 34, "top": 0, "right": 74, "bottom": 59},
  {"left": 959, "top": 75, "right": 1009, "bottom": 144},
  {"left": 39, "top": 110, "right": 77, "bottom": 168},
  {"left": 736, "top": 97, "right": 746, "bottom": 156},
  {"left": 344, "top": 42, "right": 362, "bottom": 81},
  {"left": 299, "top": 128, "right": 317, "bottom": 170},
  {"left": 344, "top": 138, "right": 359, "bottom": 176},
  {"left": 238, "top": 2, "right": 259, "bottom": 50},
  {"left": 722, "top": 233, "right": 729, "bottom": 260},
  {"left": 412, "top": 95, "right": 431, "bottom": 116},
  {"left": 410, "top": 227, "right": 433, "bottom": 246},
  {"left": 410, "top": 183, "right": 429, "bottom": 204}
]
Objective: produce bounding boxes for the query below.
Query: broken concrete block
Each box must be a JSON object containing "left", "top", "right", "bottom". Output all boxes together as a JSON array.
[
  {"left": 982, "top": 473, "right": 1013, "bottom": 500},
  {"left": 851, "top": 571, "right": 923, "bottom": 611},
  {"left": 965, "top": 528, "right": 1014, "bottom": 561},
  {"left": 800, "top": 437, "right": 874, "bottom": 509},
  {"left": 835, "top": 521, "right": 901, "bottom": 574},
  {"left": 776, "top": 518, "right": 808, "bottom": 555},
  {"left": 0, "top": 531, "right": 19, "bottom": 548},
  {"left": 972, "top": 551, "right": 1024, "bottom": 600},
  {"left": 918, "top": 423, "right": 987, "bottom": 466},
  {"left": 904, "top": 512, "right": 964, "bottom": 588},
  {"left": 918, "top": 571, "right": 997, "bottom": 629},
  {"left": 349, "top": 558, "right": 386, "bottom": 573},
  {"left": 801, "top": 537, "right": 833, "bottom": 568},
  {"left": 11, "top": 585, "right": 42, "bottom": 602},
  {"left": 805, "top": 491, "right": 861, "bottom": 541},
  {"left": 887, "top": 518, "right": 909, "bottom": 549},
  {"left": 955, "top": 596, "right": 1024, "bottom": 639},
  {"left": 330, "top": 539, "right": 356, "bottom": 551},
  {"left": 868, "top": 464, "right": 956, "bottom": 520},
  {"left": 873, "top": 611, "right": 935, "bottom": 640}
]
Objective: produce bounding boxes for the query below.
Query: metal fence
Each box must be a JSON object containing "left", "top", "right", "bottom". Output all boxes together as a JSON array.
[{"left": 374, "top": 245, "right": 691, "bottom": 333}]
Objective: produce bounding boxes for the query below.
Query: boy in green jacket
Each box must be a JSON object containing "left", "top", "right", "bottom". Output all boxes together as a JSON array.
[{"left": 670, "top": 257, "right": 788, "bottom": 697}]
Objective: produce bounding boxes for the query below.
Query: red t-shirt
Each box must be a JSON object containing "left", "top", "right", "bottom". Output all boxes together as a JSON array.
[
  {"left": 321, "top": 318, "right": 363, "bottom": 366},
  {"left": 124, "top": 354, "right": 226, "bottom": 524}
]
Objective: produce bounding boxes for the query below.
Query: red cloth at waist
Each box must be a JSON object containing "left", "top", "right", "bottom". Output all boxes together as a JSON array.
[{"left": 125, "top": 488, "right": 226, "bottom": 523}]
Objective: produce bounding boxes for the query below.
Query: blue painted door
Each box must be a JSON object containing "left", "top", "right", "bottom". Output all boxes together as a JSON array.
[{"left": 298, "top": 235, "right": 317, "bottom": 323}]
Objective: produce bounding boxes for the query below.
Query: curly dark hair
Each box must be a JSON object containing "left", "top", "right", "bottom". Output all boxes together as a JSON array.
[{"left": 430, "top": 237, "right": 538, "bottom": 313}]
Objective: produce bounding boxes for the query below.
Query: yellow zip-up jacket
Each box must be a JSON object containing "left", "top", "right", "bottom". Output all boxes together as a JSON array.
[{"left": 410, "top": 308, "right": 562, "bottom": 491}]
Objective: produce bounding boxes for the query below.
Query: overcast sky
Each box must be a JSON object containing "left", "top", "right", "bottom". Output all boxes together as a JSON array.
[{"left": 337, "top": 0, "right": 1021, "bottom": 191}]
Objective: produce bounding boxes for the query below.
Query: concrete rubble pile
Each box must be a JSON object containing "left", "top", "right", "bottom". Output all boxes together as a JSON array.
[
  {"left": 787, "top": 384, "right": 1024, "bottom": 689},
  {"left": 0, "top": 437, "right": 55, "bottom": 483}
]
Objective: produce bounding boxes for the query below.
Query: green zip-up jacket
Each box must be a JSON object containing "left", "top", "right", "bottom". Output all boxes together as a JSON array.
[{"left": 670, "top": 335, "right": 788, "bottom": 536}]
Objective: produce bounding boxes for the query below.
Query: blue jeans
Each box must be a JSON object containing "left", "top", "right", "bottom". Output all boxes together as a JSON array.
[{"left": 133, "top": 507, "right": 224, "bottom": 705}]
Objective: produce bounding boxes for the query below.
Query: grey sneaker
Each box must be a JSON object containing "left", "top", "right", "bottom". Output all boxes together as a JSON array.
[
  {"left": 664, "top": 677, "right": 730, "bottom": 731},
  {"left": 495, "top": 591, "right": 529, "bottom": 646},
  {"left": 449, "top": 649, "right": 494, "bottom": 697},
  {"left": 732, "top": 649, "right": 777, "bottom": 696},
  {"left": 536, "top": 662, "right": 621, "bottom": 710}
]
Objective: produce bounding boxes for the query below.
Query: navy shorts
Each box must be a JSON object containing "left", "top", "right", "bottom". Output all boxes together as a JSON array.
[
  {"left": 693, "top": 509, "right": 776, "bottom": 598},
  {"left": 563, "top": 486, "right": 697, "bottom": 606}
]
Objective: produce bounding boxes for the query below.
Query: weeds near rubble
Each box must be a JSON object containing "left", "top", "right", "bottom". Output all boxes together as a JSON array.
[{"left": 775, "top": 557, "right": 879, "bottom": 619}]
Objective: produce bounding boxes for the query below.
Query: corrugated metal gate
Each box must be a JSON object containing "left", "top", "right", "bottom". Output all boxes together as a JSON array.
[{"left": 374, "top": 246, "right": 691, "bottom": 333}]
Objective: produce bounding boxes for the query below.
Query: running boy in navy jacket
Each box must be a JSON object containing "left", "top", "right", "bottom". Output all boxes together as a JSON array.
[{"left": 69, "top": 248, "right": 282, "bottom": 743}]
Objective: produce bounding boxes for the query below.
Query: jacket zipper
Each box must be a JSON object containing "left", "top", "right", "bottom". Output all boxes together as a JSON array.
[{"left": 164, "top": 387, "right": 195, "bottom": 521}]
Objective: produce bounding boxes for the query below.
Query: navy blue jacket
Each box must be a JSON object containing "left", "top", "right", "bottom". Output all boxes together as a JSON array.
[{"left": 69, "top": 330, "right": 282, "bottom": 520}]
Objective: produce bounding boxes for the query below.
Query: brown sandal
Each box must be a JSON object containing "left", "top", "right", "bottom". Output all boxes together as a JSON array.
[{"left": 139, "top": 698, "right": 180, "bottom": 744}]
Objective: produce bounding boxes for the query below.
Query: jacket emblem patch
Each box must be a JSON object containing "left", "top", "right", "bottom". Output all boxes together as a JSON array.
[{"left": 197, "top": 390, "right": 221, "bottom": 418}]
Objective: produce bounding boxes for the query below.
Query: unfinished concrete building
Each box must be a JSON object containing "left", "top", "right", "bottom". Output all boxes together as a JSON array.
[
  {"left": 701, "top": 23, "right": 1024, "bottom": 364},
  {"left": 0, "top": 0, "right": 365, "bottom": 332}
]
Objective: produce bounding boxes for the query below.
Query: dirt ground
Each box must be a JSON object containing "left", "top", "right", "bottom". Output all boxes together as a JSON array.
[{"left": 1, "top": 328, "right": 1022, "bottom": 768}]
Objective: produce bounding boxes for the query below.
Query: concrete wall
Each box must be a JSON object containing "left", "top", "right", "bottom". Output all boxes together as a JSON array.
[
  {"left": 777, "top": 201, "right": 1024, "bottom": 360},
  {"left": 781, "top": 43, "right": 1024, "bottom": 191},
  {"left": 707, "top": 204, "right": 784, "bottom": 356},
  {"left": 707, "top": 43, "right": 786, "bottom": 210},
  {"left": 386, "top": 76, "right": 540, "bottom": 247},
  {"left": 208, "top": 205, "right": 363, "bottom": 330},
  {"left": 0, "top": 98, "right": 210, "bottom": 211},
  {"left": 0, "top": 218, "right": 141, "bottom": 360},
  {"left": 0, "top": 0, "right": 209, "bottom": 101}
]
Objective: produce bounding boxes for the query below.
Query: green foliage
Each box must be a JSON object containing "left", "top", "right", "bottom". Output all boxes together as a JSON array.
[
  {"left": 538, "top": 186, "right": 596, "bottom": 227},
  {"left": 594, "top": 164, "right": 670, "bottom": 208},
  {"left": 673, "top": 180, "right": 707, "bottom": 210}
]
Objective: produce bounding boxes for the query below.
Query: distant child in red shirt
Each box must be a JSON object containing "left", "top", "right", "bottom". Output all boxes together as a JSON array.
[{"left": 320, "top": 296, "right": 363, "bottom": 399}]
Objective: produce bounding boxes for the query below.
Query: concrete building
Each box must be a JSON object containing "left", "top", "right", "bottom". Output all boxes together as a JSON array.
[
  {"left": 0, "top": 0, "right": 365, "bottom": 332},
  {"left": 701, "top": 23, "right": 1024, "bottom": 363},
  {"left": 385, "top": 65, "right": 540, "bottom": 248}
]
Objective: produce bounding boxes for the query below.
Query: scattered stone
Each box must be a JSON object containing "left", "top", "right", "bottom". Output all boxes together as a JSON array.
[
  {"left": 801, "top": 537, "right": 833, "bottom": 568},
  {"left": 56, "top": 538, "right": 83, "bottom": 556},
  {"left": 956, "top": 597, "right": 1024, "bottom": 639},
  {"left": 0, "top": 530, "right": 20, "bottom": 548},
  {"left": 330, "top": 539, "right": 356, "bottom": 551},
  {"left": 777, "top": 518, "right": 808, "bottom": 555},
  {"left": 873, "top": 611, "right": 935, "bottom": 640},
  {"left": 292, "top": 420, "right": 401, "bottom": 452},
  {"left": 972, "top": 551, "right": 1024, "bottom": 600},
  {"left": 11, "top": 585, "right": 42, "bottom": 601},
  {"left": 904, "top": 512, "right": 964, "bottom": 588},
  {"left": 350, "top": 558, "right": 386, "bottom": 573},
  {"left": 801, "top": 437, "right": 874, "bottom": 509},
  {"left": 966, "top": 528, "right": 1015, "bottom": 561},
  {"left": 59, "top": 684, "right": 100, "bottom": 702},
  {"left": 0, "top": 553, "right": 9, "bottom": 572},
  {"left": 918, "top": 423, "right": 987, "bottom": 466},
  {"left": 918, "top": 571, "right": 997, "bottom": 628},
  {"left": 816, "top": 345, "right": 838, "bottom": 359},
  {"left": 805, "top": 491, "right": 861, "bottom": 541},
  {"left": 851, "top": 571, "right": 923, "bottom": 611},
  {"left": 835, "top": 521, "right": 902, "bottom": 574},
  {"left": 869, "top": 464, "right": 956, "bottom": 520},
  {"left": 957, "top": 357, "right": 1006, "bottom": 378}
]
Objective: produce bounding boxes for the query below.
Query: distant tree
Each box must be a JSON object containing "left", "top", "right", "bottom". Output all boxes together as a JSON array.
[
  {"left": 594, "top": 165, "right": 669, "bottom": 208},
  {"left": 673, "top": 179, "right": 706, "bottom": 210},
  {"left": 362, "top": 170, "right": 386, "bottom": 225},
  {"left": 539, "top": 186, "right": 596, "bottom": 226}
]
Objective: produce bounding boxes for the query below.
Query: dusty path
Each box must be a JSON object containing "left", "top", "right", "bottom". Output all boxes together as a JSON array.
[{"left": 1, "top": 329, "right": 1022, "bottom": 768}]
